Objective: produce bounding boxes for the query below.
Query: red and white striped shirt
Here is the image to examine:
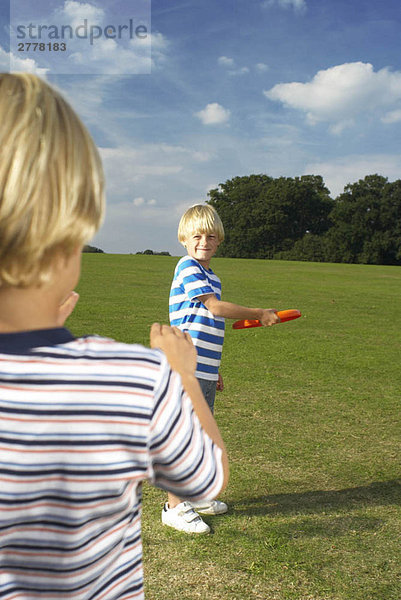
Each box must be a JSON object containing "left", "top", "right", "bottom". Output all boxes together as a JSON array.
[{"left": 0, "top": 328, "right": 224, "bottom": 599}]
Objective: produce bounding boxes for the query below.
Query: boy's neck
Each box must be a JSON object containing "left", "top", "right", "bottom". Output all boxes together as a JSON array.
[
  {"left": 0, "top": 286, "right": 61, "bottom": 333},
  {"left": 0, "top": 246, "right": 81, "bottom": 333},
  {"left": 195, "top": 257, "right": 211, "bottom": 269}
]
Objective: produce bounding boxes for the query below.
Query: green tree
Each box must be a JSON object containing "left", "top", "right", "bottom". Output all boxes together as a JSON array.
[
  {"left": 275, "top": 233, "right": 328, "bottom": 262},
  {"left": 207, "top": 174, "right": 333, "bottom": 258},
  {"left": 326, "top": 175, "right": 401, "bottom": 265}
]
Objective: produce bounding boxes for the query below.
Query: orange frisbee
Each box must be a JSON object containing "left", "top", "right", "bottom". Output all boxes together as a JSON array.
[{"left": 232, "top": 309, "right": 301, "bottom": 329}]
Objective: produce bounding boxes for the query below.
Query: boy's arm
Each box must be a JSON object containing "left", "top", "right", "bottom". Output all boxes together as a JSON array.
[
  {"left": 200, "top": 294, "right": 280, "bottom": 327},
  {"left": 150, "top": 323, "right": 229, "bottom": 492}
]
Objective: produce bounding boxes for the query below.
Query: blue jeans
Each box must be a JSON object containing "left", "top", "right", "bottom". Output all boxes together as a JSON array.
[{"left": 198, "top": 378, "right": 217, "bottom": 414}]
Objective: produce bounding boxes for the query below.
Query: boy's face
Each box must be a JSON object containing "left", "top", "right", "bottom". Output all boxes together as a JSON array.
[{"left": 184, "top": 231, "right": 220, "bottom": 268}]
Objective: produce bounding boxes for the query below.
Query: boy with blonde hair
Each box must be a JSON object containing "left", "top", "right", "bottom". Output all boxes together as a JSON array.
[
  {"left": 162, "top": 204, "right": 279, "bottom": 533},
  {"left": 0, "top": 73, "right": 228, "bottom": 599}
]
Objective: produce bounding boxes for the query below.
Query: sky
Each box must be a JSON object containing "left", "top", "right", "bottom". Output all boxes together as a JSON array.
[{"left": 1, "top": 0, "right": 401, "bottom": 255}]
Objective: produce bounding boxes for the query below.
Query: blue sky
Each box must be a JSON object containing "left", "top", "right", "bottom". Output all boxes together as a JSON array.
[{"left": 1, "top": 0, "right": 401, "bottom": 254}]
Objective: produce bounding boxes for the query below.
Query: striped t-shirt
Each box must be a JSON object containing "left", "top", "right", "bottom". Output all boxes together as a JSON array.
[
  {"left": 169, "top": 256, "right": 225, "bottom": 381},
  {"left": 0, "top": 328, "right": 224, "bottom": 600}
]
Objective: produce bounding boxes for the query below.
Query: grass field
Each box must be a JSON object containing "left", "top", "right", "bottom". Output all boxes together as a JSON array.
[{"left": 69, "top": 254, "right": 401, "bottom": 600}]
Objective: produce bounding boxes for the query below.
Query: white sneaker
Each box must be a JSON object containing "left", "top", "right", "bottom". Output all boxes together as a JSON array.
[
  {"left": 162, "top": 502, "right": 210, "bottom": 534},
  {"left": 189, "top": 499, "right": 228, "bottom": 515}
]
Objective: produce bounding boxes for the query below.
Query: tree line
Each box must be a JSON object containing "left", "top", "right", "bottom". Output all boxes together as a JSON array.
[{"left": 207, "top": 174, "right": 401, "bottom": 266}]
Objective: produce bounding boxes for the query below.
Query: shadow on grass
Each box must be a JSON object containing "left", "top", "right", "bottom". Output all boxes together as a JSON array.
[{"left": 230, "top": 479, "right": 401, "bottom": 517}]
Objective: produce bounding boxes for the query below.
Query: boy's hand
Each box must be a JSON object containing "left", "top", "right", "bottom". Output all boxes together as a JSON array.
[
  {"left": 216, "top": 372, "right": 224, "bottom": 391},
  {"left": 150, "top": 323, "right": 197, "bottom": 378},
  {"left": 260, "top": 309, "right": 281, "bottom": 327},
  {"left": 57, "top": 291, "right": 79, "bottom": 326}
]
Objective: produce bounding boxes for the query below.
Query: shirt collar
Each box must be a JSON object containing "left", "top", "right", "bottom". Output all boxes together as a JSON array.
[{"left": 0, "top": 328, "right": 75, "bottom": 354}]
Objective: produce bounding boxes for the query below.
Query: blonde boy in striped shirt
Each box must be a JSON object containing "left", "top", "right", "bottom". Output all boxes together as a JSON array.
[
  {"left": 163, "top": 204, "right": 279, "bottom": 533},
  {"left": 0, "top": 73, "right": 228, "bottom": 599}
]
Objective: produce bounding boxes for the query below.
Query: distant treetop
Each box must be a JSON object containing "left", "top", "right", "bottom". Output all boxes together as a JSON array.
[
  {"left": 136, "top": 250, "right": 171, "bottom": 256},
  {"left": 83, "top": 245, "right": 104, "bottom": 253}
]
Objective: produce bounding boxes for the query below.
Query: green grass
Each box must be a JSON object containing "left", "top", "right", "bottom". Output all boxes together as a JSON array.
[{"left": 69, "top": 254, "right": 401, "bottom": 600}]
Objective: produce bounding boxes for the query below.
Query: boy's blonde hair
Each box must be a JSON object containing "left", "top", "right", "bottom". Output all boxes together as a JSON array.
[
  {"left": 0, "top": 73, "right": 105, "bottom": 288},
  {"left": 178, "top": 204, "right": 224, "bottom": 245}
]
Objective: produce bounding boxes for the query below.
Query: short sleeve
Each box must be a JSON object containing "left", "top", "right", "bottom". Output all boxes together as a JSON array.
[
  {"left": 179, "top": 258, "right": 214, "bottom": 301},
  {"left": 146, "top": 354, "right": 224, "bottom": 501}
]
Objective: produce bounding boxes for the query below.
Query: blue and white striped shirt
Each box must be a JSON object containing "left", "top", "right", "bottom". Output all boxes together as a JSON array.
[{"left": 169, "top": 256, "right": 225, "bottom": 381}]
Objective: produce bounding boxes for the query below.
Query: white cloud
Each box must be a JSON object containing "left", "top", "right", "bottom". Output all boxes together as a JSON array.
[
  {"left": 1, "top": 47, "right": 49, "bottom": 76},
  {"left": 329, "top": 119, "right": 354, "bottom": 136},
  {"left": 100, "top": 147, "right": 183, "bottom": 197},
  {"left": 195, "top": 103, "right": 231, "bottom": 125},
  {"left": 191, "top": 150, "right": 211, "bottom": 162},
  {"left": 54, "top": 0, "right": 104, "bottom": 28},
  {"left": 381, "top": 109, "right": 401, "bottom": 124},
  {"left": 265, "top": 62, "right": 401, "bottom": 131},
  {"left": 262, "top": 0, "right": 307, "bottom": 13},
  {"left": 218, "top": 56, "right": 235, "bottom": 68},
  {"left": 155, "top": 143, "right": 210, "bottom": 160},
  {"left": 0, "top": 48, "right": 10, "bottom": 71},
  {"left": 217, "top": 56, "right": 250, "bottom": 76},
  {"left": 149, "top": 32, "right": 169, "bottom": 51},
  {"left": 256, "top": 62, "right": 269, "bottom": 72},
  {"left": 67, "top": 35, "right": 153, "bottom": 74},
  {"left": 233, "top": 66, "right": 250, "bottom": 76},
  {"left": 98, "top": 143, "right": 213, "bottom": 202},
  {"left": 133, "top": 196, "right": 157, "bottom": 207},
  {"left": 304, "top": 154, "right": 401, "bottom": 197},
  {"left": 137, "top": 32, "right": 170, "bottom": 70}
]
